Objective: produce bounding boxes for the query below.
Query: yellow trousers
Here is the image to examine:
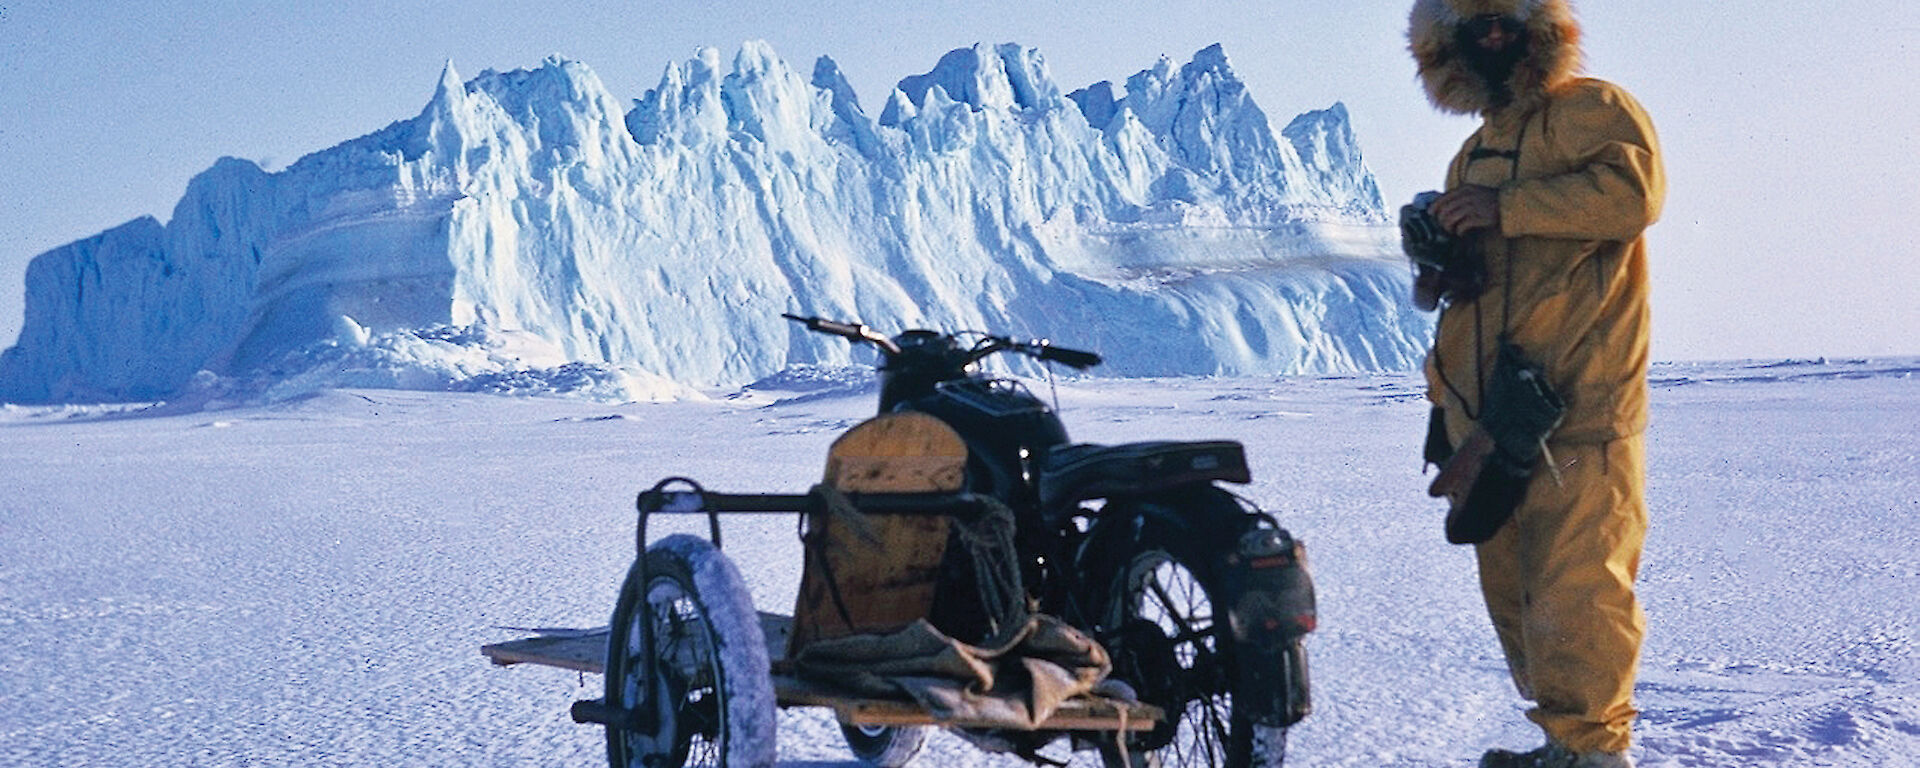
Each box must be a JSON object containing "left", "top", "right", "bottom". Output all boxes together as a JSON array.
[{"left": 1476, "top": 436, "right": 1648, "bottom": 754}]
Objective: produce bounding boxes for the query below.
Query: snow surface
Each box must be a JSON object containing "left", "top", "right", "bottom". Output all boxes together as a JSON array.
[
  {"left": 0, "top": 42, "right": 1426, "bottom": 404},
  {"left": 2, "top": 358, "right": 1915, "bottom": 767}
]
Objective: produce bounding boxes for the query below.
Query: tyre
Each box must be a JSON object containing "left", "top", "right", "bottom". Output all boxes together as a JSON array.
[
  {"left": 1094, "top": 545, "right": 1288, "bottom": 768},
  {"left": 604, "top": 534, "right": 777, "bottom": 768},
  {"left": 839, "top": 723, "right": 930, "bottom": 768}
]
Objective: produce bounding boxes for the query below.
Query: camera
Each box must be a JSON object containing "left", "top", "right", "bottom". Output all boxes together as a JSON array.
[
  {"left": 1399, "top": 191, "right": 1484, "bottom": 310},
  {"left": 1399, "top": 191, "right": 1455, "bottom": 270}
]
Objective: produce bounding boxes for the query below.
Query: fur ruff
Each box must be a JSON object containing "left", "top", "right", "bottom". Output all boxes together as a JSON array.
[{"left": 1408, "top": 0, "right": 1584, "bottom": 116}]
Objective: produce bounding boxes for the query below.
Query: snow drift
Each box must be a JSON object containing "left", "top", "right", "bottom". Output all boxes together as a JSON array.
[{"left": 0, "top": 42, "right": 1429, "bottom": 403}]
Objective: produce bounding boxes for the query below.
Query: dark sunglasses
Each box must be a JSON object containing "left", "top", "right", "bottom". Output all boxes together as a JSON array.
[{"left": 1462, "top": 14, "right": 1524, "bottom": 40}]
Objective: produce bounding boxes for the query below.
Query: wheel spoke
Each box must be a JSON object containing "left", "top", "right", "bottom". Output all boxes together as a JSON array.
[
  {"left": 1202, "top": 695, "right": 1231, "bottom": 761},
  {"left": 1099, "top": 544, "right": 1287, "bottom": 768},
  {"left": 650, "top": 587, "right": 727, "bottom": 766},
  {"left": 604, "top": 537, "right": 775, "bottom": 768}
]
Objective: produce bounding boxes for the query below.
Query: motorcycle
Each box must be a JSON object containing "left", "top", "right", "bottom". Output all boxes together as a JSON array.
[{"left": 782, "top": 313, "right": 1317, "bottom": 768}]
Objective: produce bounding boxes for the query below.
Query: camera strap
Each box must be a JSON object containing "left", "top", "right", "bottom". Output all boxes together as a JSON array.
[
  {"left": 1487, "top": 116, "right": 1566, "bottom": 485},
  {"left": 1433, "top": 115, "right": 1532, "bottom": 422},
  {"left": 1498, "top": 118, "right": 1532, "bottom": 335}
]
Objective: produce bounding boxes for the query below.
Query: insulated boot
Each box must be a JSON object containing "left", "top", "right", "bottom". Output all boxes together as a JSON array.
[{"left": 1479, "top": 743, "right": 1634, "bottom": 768}]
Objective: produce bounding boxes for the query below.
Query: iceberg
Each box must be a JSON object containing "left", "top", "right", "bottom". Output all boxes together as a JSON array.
[{"left": 0, "top": 42, "right": 1429, "bottom": 403}]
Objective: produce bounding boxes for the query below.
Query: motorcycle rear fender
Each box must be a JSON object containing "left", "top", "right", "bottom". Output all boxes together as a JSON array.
[
  {"left": 1037, "top": 440, "right": 1249, "bottom": 513},
  {"left": 1078, "top": 485, "right": 1316, "bottom": 641},
  {"left": 1074, "top": 484, "right": 1253, "bottom": 590},
  {"left": 1075, "top": 484, "right": 1315, "bottom": 725}
]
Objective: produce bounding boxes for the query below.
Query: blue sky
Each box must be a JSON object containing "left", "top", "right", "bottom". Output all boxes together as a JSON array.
[{"left": 1, "top": 1, "right": 1914, "bottom": 361}]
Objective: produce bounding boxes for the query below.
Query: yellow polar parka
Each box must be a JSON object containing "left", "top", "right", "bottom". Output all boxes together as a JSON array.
[{"left": 1410, "top": 0, "right": 1664, "bottom": 755}]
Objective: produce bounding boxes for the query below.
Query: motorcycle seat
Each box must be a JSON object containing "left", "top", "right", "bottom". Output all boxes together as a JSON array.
[{"left": 1037, "top": 440, "right": 1251, "bottom": 509}]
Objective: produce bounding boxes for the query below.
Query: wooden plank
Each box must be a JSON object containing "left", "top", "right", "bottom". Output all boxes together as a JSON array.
[
  {"left": 481, "top": 613, "right": 1160, "bottom": 732},
  {"left": 822, "top": 412, "right": 968, "bottom": 494},
  {"left": 481, "top": 612, "right": 795, "bottom": 675},
  {"left": 482, "top": 630, "right": 605, "bottom": 674},
  {"left": 791, "top": 412, "right": 968, "bottom": 652},
  {"left": 771, "top": 674, "right": 1161, "bottom": 731}
]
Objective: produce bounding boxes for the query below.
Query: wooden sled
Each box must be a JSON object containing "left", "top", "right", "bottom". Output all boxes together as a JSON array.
[{"left": 482, "top": 413, "right": 1158, "bottom": 768}]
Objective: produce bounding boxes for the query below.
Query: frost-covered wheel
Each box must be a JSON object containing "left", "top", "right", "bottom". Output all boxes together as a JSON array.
[
  {"left": 1096, "top": 548, "right": 1287, "bottom": 768},
  {"left": 839, "top": 724, "right": 929, "bottom": 767},
  {"left": 604, "top": 534, "right": 776, "bottom": 768}
]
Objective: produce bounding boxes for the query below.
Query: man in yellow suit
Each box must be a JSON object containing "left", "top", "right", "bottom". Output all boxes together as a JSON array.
[{"left": 1407, "top": 1, "right": 1664, "bottom": 767}]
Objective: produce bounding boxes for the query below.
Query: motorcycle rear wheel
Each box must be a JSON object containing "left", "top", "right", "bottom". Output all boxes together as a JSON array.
[{"left": 1096, "top": 547, "right": 1287, "bottom": 768}]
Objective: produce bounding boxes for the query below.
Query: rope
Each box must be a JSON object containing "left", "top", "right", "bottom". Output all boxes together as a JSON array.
[
  {"left": 947, "top": 494, "right": 1028, "bottom": 644},
  {"left": 801, "top": 484, "right": 873, "bottom": 634}
]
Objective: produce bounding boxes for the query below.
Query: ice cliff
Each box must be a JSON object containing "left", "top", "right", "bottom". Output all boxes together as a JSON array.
[{"left": 0, "top": 42, "right": 1429, "bottom": 403}]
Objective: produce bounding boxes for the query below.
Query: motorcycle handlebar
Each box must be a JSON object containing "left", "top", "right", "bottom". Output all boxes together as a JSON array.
[
  {"left": 782, "top": 313, "right": 900, "bottom": 354},
  {"left": 784, "top": 313, "right": 1101, "bottom": 369},
  {"left": 1033, "top": 344, "right": 1102, "bottom": 370}
]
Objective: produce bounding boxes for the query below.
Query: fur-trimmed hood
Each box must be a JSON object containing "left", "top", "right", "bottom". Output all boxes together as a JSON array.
[{"left": 1409, "top": 0, "right": 1583, "bottom": 116}]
